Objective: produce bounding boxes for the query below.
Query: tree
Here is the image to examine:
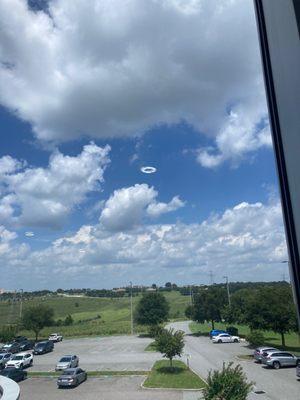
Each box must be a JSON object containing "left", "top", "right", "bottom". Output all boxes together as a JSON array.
[
  {"left": 190, "top": 287, "right": 227, "bottom": 329},
  {"left": 203, "top": 362, "right": 253, "bottom": 400},
  {"left": 155, "top": 328, "right": 184, "bottom": 367},
  {"left": 134, "top": 292, "right": 169, "bottom": 330},
  {"left": 64, "top": 314, "right": 74, "bottom": 326},
  {"left": 21, "top": 305, "right": 54, "bottom": 341},
  {"left": 0, "top": 325, "right": 17, "bottom": 342}
]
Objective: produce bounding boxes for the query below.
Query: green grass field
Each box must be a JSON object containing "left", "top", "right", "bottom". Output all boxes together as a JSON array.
[
  {"left": 143, "top": 360, "right": 206, "bottom": 389},
  {"left": 0, "top": 291, "right": 190, "bottom": 339},
  {"left": 189, "top": 322, "right": 300, "bottom": 355}
]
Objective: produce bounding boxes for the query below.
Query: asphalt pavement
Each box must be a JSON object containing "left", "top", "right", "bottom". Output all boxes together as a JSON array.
[
  {"left": 20, "top": 376, "right": 200, "bottom": 400},
  {"left": 31, "top": 335, "right": 161, "bottom": 372},
  {"left": 168, "top": 321, "right": 300, "bottom": 400}
]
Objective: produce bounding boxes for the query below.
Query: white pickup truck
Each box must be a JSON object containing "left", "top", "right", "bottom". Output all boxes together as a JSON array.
[{"left": 48, "top": 333, "right": 63, "bottom": 342}]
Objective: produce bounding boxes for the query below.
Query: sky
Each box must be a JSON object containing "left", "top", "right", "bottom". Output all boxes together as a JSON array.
[{"left": 0, "top": 0, "right": 289, "bottom": 290}]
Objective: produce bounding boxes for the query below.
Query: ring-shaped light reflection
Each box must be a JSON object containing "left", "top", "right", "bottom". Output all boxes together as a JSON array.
[{"left": 141, "top": 166, "right": 157, "bottom": 174}]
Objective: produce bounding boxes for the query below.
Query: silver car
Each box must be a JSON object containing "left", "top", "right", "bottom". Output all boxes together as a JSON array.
[
  {"left": 253, "top": 347, "right": 278, "bottom": 363},
  {"left": 57, "top": 368, "right": 87, "bottom": 388},
  {"left": 55, "top": 355, "right": 79, "bottom": 371},
  {"left": 261, "top": 350, "right": 300, "bottom": 369},
  {"left": 0, "top": 353, "right": 12, "bottom": 369}
]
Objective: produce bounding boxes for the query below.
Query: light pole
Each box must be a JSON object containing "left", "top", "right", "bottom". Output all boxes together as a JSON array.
[
  {"left": 19, "top": 289, "right": 24, "bottom": 320},
  {"left": 129, "top": 281, "right": 133, "bottom": 335},
  {"left": 223, "top": 276, "right": 231, "bottom": 307}
]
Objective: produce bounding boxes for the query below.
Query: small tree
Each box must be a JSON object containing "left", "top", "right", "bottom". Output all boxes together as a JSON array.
[
  {"left": 155, "top": 328, "right": 185, "bottom": 368},
  {"left": 0, "top": 325, "right": 17, "bottom": 343},
  {"left": 246, "top": 331, "right": 265, "bottom": 348},
  {"left": 134, "top": 292, "right": 169, "bottom": 333},
  {"left": 203, "top": 362, "right": 253, "bottom": 400},
  {"left": 64, "top": 314, "right": 74, "bottom": 326},
  {"left": 22, "top": 305, "right": 54, "bottom": 341}
]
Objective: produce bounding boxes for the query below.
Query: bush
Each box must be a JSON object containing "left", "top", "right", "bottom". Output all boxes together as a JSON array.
[
  {"left": 226, "top": 326, "right": 238, "bottom": 336},
  {"left": 149, "top": 325, "right": 163, "bottom": 338},
  {"left": 0, "top": 325, "right": 17, "bottom": 343},
  {"left": 203, "top": 362, "right": 253, "bottom": 400},
  {"left": 245, "top": 331, "right": 265, "bottom": 347},
  {"left": 64, "top": 314, "right": 74, "bottom": 326}
]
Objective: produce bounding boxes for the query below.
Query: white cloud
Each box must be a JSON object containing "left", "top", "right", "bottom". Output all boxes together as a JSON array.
[
  {"left": 197, "top": 106, "right": 272, "bottom": 168},
  {"left": 0, "top": 198, "right": 287, "bottom": 289},
  {"left": 0, "top": 143, "right": 110, "bottom": 228},
  {"left": 147, "top": 196, "right": 185, "bottom": 218},
  {"left": 0, "top": 0, "right": 270, "bottom": 165},
  {"left": 99, "top": 184, "right": 184, "bottom": 231}
]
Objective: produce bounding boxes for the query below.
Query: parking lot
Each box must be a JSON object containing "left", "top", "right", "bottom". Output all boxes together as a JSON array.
[
  {"left": 30, "top": 335, "right": 161, "bottom": 372},
  {"left": 169, "top": 322, "right": 300, "bottom": 400},
  {"left": 20, "top": 376, "right": 200, "bottom": 400}
]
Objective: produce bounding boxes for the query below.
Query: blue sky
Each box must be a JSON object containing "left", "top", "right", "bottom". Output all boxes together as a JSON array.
[{"left": 0, "top": 0, "right": 288, "bottom": 290}]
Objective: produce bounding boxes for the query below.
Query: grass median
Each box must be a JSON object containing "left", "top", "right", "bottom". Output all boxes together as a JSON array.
[{"left": 143, "top": 360, "right": 206, "bottom": 390}]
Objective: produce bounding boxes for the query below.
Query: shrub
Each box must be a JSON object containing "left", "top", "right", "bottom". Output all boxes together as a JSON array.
[
  {"left": 64, "top": 314, "right": 74, "bottom": 326},
  {"left": 226, "top": 326, "right": 238, "bottom": 336},
  {"left": 149, "top": 325, "right": 163, "bottom": 338},
  {"left": 0, "top": 325, "right": 17, "bottom": 343},
  {"left": 245, "top": 331, "right": 265, "bottom": 347},
  {"left": 203, "top": 362, "right": 253, "bottom": 400}
]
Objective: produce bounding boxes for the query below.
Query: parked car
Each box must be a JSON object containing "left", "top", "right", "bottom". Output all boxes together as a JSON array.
[
  {"left": 33, "top": 340, "right": 54, "bottom": 355},
  {"left": 0, "top": 367, "right": 27, "bottom": 382},
  {"left": 55, "top": 355, "right": 79, "bottom": 371},
  {"left": 5, "top": 352, "right": 33, "bottom": 369},
  {"left": 261, "top": 351, "right": 300, "bottom": 369},
  {"left": 13, "top": 336, "right": 28, "bottom": 343},
  {"left": 212, "top": 333, "right": 240, "bottom": 343},
  {"left": 0, "top": 353, "right": 12, "bottom": 369},
  {"left": 209, "top": 329, "right": 226, "bottom": 338},
  {"left": 1, "top": 342, "right": 20, "bottom": 354},
  {"left": 254, "top": 347, "right": 279, "bottom": 363},
  {"left": 19, "top": 340, "right": 34, "bottom": 352},
  {"left": 57, "top": 368, "right": 87, "bottom": 388},
  {"left": 49, "top": 333, "right": 63, "bottom": 342}
]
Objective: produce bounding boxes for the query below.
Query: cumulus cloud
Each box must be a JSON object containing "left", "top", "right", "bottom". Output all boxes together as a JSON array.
[
  {"left": 146, "top": 196, "right": 185, "bottom": 218},
  {"left": 0, "top": 0, "right": 270, "bottom": 165},
  {"left": 197, "top": 105, "right": 272, "bottom": 168},
  {"left": 99, "top": 184, "right": 184, "bottom": 231},
  {"left": 0, "top": 143, "right": 110, "bottom": 228},
  {"left": 0, "top": 198, "right": 287, "bottom": 289}
]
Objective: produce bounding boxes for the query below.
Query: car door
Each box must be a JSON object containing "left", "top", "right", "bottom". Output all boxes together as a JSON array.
[
  {"left": 76, "top": 368, "right": 83, "bottom": 383},
  {"left": 221, "top": 334, "right": 230, "bottom": 343},
  {"left": 24, "top": 354, "right": 31, "bottom": 366},
  {"left": 282, "top": 353, "right": 295, "bottom": 366}
]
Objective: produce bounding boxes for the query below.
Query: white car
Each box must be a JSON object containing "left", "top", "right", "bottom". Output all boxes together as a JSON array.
[
  {"left": 55, "top": 355, "right": 79, "bottom": 371},
  {"left": 212, "top": 333, "right": 240, "bottom": 343},
  {"left": 48, "top": 333, "right": 63, "bottom": 342},
  {"left": 5, "top": 352, "right": 33, "bottom": 369}
]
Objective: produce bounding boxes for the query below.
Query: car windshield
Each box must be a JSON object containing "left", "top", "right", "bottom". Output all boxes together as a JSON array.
[
  {"left": 0, "top": 370, "right": 13, "bottom": 376},
  {"left": 60, "top": 357, "right": 71, "bottom": 362},
  {"left": 35, "top": 343, "right": 44, "bottom": 348},
  {"left": 3, "top": 345, "right": 11, "bottom": 348},
  {"left": 11, "top": 356, "right": 23, "bottom": 360},
  {"left": 62, "top": 371, "right": 75, "bottom": 376}
]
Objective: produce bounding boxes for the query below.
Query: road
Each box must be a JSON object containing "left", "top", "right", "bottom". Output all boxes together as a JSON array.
[
  {"left": 168, "top": 321, "right": 300, "bottom": 400},
  {"left": 31, "top": 335, "right": 161, "bottom": 372}
]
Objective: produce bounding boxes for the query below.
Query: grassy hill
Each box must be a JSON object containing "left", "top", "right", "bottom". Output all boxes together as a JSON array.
[{"left": 0, "top": 291, "right": 190, "bottom": 339}]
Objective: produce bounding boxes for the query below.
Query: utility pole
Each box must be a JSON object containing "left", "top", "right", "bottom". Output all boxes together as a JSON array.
[
  {"left": 130, "top": 281, "right": 133, "bottom": 335},
  {"left": 223, "top": 276, "right": 231, "bottom": 307},
  {"left": 189, "top": 285, "right": 193, "bottom": 305},
  {"left": 19, "top": 289, "right": 24, "bottom": 320},
  {"left": 209, "top": 271, "right": 214, "bottom": 285}
]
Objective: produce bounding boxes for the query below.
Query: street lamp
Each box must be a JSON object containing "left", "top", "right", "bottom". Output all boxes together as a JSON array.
[
  {"left": 19, "top": 289, "right": 24, "bottom": 320},
  {"left": 281, "top": 260, "right": 290, "bottom": 282},
  {"left": 129, "top": 281, "right": 133, "bottom": 335},
  {"left": 223, "top": 276, "right": 231, "bottom": 307}
]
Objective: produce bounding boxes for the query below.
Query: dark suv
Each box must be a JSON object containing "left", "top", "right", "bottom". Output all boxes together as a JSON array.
[
  {"left": 1, "top": 342, "right": 20, "bottom": 354},
  {"left": 33, "top": 341, "right": 54, "bottom": 355},
  {"left": 19, "top": 340, "right": 34, "bottom": 351}
]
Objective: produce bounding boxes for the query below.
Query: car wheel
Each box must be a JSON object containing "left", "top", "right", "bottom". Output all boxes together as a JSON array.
[
  {"left": 30, "top": 359, "right": 33, "bottom": 366},
  {"left": 234, "top": 339, "right": 238, "bottom": 343},
  {"left": 218, "top": 339, "right": 222, "bottom": 343},
  {"left": 20, "top": 364, "right": 23, "bottom": 369},
  {"left": 273, "top": 361, "right": 281, "bottom": 369}
]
